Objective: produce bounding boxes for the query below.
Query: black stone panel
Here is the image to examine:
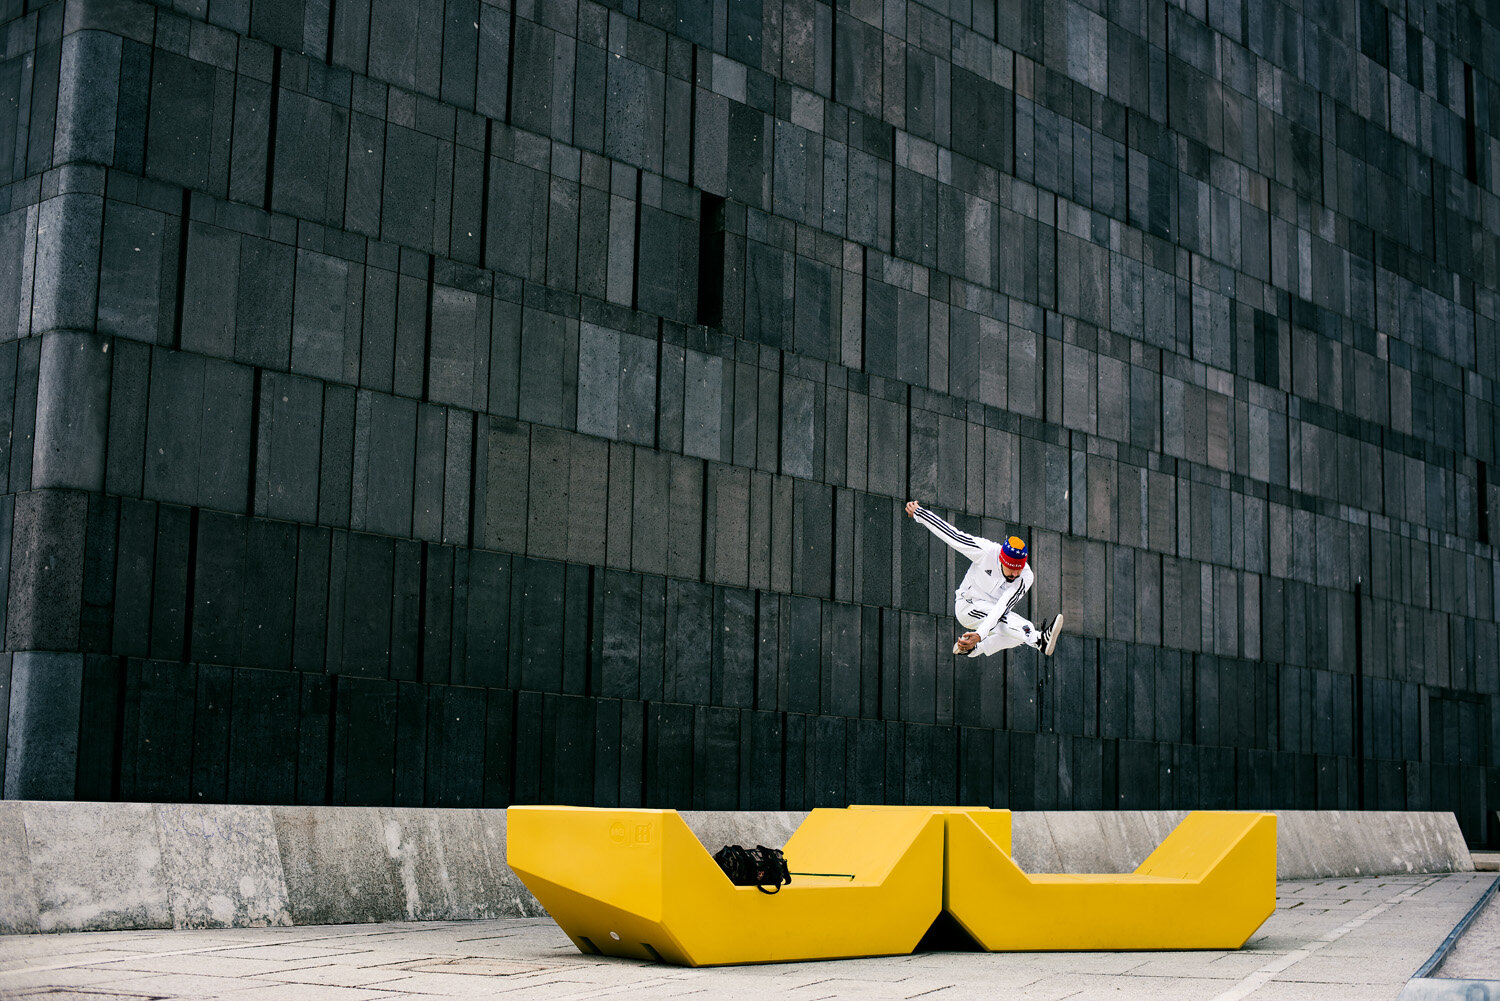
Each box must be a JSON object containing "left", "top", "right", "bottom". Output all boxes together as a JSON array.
[
  {"left": 193, "top": 660, "right": 234, "bottom": 801},
  {"left": 333, "top": 674, "right": 399, "bottom": 805},
  {"left": 227, "top": 666, "right": 298, "bottom": 803},
  {"left": 119, "top": 658, "right": 193, "bottom": 802},
  {"left": 394, "top": 680, "right": 428, "bottom": 805},
  {"left": 296, "top": 672, "right": 332, "bottom": 803},
  {"left": 5, "top": 489, "right": 86, "bottom": 652},
  {"left": 2, "top": 0, "right": 1495, "bottom": 834},
  {"left": 73, "top": 654, "right": 121, "bottom": 800}
]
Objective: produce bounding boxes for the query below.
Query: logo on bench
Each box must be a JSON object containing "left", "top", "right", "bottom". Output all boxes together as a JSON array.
[{"left": 610, "top": 821, "right": 653, "bottom": 846}]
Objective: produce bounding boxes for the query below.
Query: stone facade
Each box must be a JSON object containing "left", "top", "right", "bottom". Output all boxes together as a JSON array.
[{"left": 0, "top": 0, "right": 1495, "bottom": 841}]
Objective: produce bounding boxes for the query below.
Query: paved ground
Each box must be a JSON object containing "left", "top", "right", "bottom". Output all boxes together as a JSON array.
[
  {"left": 1432, "top": 873, "right": 1500, "bottom": 980},
  {"left": 0, "top": 874, "right": 1492, "bottom": 1001}
]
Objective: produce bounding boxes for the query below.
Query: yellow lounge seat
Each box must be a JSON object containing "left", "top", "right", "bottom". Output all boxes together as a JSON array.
[
  {"left": 849, "top": 804, "right": 1013, "bottom": 850},
  {"left": 506, "top": 805, "right": 944, "bottom": 966},
  {"left": 849, "top": 805, "right": 1014, "bottom": 907},
  {"left": 946, "top": 810, "right": 1277, "bottom": 950}
]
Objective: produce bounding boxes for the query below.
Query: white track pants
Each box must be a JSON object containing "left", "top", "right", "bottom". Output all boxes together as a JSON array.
[{"left": 956, "top": 602, "right": 1040, "bottom": 656}]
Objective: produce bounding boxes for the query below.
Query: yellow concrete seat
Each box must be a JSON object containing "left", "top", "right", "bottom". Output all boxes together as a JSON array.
[
  {"left": 946, "top": 810, "right": 1277, "bottom": 951},
  {"left": 506, "top": 806, "right": 944, "bottom": 966},
  {"left": 849, "top": 804, "right": 1013, "bottom": 849}
]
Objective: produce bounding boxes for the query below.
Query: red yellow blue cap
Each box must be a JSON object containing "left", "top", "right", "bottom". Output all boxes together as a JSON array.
[{"left": 1000, "top": 536, "right": 1027, "bottom": 572}]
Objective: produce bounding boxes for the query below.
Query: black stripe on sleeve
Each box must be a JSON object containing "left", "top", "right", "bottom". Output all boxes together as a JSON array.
[
  {"left": 1001, "top": 577, "right": 1029, "bottom": 618},
  {"left": 917, "top": 507, "right": 978, "bottom": 549}
]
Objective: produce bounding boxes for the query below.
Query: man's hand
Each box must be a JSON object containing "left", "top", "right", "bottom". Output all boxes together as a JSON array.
[
  {"left": 905, "top": 500, "right": 920, "bottom": 518},
  {"left": 953, "top": 631, "right": 981, "bottom": 655}
]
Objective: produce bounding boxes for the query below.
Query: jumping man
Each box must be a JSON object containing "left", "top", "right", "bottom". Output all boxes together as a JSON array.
[{"left": 905, "top": 500, "right": 1063, "bottom": 657}]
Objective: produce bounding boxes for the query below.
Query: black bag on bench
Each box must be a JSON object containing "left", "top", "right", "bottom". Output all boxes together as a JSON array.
[{"left": 713, "top": 844, "right": 791, "bottom": 894}]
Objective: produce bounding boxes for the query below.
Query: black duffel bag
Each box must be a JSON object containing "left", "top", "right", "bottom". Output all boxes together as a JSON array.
[{"left": 712, "top": 844, "right": 791, "bottom": 894}]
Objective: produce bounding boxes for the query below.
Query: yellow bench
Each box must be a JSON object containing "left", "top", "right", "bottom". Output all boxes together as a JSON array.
[
  {"left": 506, "top": 806, "right": 943, "bottom": 966},
  {"left": 946, "top": 810, "right": 1277, "bottom": 950},
  {"left": 509, "top": 806, "right": 1275, "bottom": 962}
]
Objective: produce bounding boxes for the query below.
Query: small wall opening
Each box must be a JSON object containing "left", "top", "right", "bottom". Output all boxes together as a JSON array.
[{"left": 697, "top": 192, "right": 726, "bottom": 328}]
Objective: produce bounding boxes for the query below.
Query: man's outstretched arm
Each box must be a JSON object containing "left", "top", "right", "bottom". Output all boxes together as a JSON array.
[{"left": 905, "top": 501, "right": 989, "bottom": 562}]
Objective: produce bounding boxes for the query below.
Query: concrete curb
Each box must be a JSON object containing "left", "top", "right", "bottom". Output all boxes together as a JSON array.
[
  {"left": 1398, "top": 872, "right": 1500, "bottom": 996},
  {"left": 1012, "top": 810, "right": 1475, "bottom": 880},
  {"left": 0, "top": 803, "right": 1474, "bottom": 934},
  {"left": 1397, "top": 979, "right": 1500, "bottom": 999}
]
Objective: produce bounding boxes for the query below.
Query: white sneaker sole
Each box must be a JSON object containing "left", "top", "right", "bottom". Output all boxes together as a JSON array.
[{"left": 1043, "top": 614, "right": 1063, "bottom": 656}]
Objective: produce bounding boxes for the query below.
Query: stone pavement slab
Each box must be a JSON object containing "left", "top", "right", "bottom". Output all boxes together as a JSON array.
[{"left": 0, "top": 874, "right": 1492, "bottom": 1001}]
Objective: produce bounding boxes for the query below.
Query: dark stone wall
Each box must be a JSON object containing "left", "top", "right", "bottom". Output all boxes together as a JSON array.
[{"left": 0, "top": 0, "right": 1496, "bottom": 841}]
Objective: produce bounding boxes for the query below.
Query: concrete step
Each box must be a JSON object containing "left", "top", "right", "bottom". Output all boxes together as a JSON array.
[{"left": 0, "top": 803, "right": 1476, "bottom": 934}]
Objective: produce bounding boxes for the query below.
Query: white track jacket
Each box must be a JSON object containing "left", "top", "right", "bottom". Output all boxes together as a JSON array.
[{"left": 912, "top": 504, "right": 1036, "bottom": 655}]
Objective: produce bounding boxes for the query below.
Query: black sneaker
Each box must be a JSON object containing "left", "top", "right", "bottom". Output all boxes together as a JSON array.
[{"left": 1039, "top": 614, "right": 1063, "bottom": 656}]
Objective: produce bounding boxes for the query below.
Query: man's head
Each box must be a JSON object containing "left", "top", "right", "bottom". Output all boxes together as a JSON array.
[{"left": 1000, "top": 536, "right": 1028, "bottom": 580}]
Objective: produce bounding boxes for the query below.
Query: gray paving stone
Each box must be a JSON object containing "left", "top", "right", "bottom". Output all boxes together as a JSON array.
[{"left": 0, "top": 874, "right": 1490, "bottom": 999}]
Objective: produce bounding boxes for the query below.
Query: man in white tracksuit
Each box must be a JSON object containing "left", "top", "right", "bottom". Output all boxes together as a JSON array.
[{"left": 905, "top": 500, "right": 1062, "bottom": 657}]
